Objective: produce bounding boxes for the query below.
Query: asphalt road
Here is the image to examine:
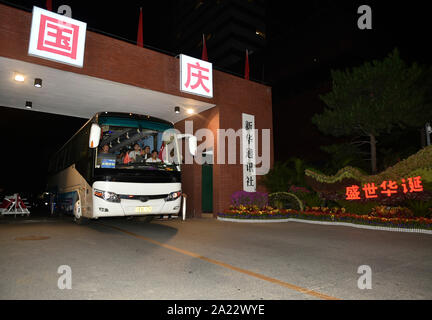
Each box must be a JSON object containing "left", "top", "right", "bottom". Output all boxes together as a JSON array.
[{"left": 0, "top": 215, "right": 431, "bottom": 300}]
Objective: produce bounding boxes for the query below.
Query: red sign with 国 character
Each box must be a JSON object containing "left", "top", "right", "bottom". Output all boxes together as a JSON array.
[
  {"left": 37, "top": 14, "right": 80, "bottom": 59},
  {"left": 28, "top": 6, "right": 87, "bottom": 68},
  {"left": 345, "top": 176, "right": 424, "bottom": 200}
]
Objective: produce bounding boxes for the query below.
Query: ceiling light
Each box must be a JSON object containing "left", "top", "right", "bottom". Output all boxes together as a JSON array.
[
  {"left": 34, "top": 78, "right": 42, "bottom": 88},
  {"left": 14, "top": 73, "right": 25, "bottom": 82},
  {"left": 25, "top": 101, "right": 32, "bottom": 109},
  {"left": 186, "top": 108, "right": 195, "bottom": 115},
  {"left": 175, "top": 106, "right": 180, "bottom": 114}
]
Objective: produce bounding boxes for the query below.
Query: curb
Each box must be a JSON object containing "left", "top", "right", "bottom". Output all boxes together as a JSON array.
[
  {"left": 217, "top": 217, "right": 290, "bottom": 223},
  {"left": 217, "top": 216, "right": 432, "bottom": 235}
]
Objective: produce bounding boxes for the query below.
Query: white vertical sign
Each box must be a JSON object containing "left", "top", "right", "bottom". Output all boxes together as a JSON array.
[{"left": 242, "top": 113, "right": 256, "bottom": 192}]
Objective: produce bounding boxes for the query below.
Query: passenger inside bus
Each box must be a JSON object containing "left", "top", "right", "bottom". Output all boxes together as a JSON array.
[
  {"left": 97, "top": 144, "right": 116, "bottom": 168},
  {"left": 142, "top": 145, "right": 151, "bottom": 160},
  {"left": 116, "top": 148, "right": 128, "bottom": 164},
  {"left": 146, "top": 150, "right": 162, "bottom": 163},
  {"left": 100, "top": 144, "right": 110, "bottom": 154},
  {"left": 96, "top": 125, "right": 177, "bottom": 169},
  {"left": 128, "top": 143, "right": 141, "bottom": 161}
]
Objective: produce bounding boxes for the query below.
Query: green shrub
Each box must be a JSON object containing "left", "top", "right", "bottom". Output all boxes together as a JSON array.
[
  {"left": 298, "top": 192, "right": 323, "bottom": 207},
  {"left": 260, "top": 158, "right": 307, "bottom": 193},
  {"left": 305, "top": 145, "right": 432, "bottom": 187},
  {"left": 405, "top": 200, "right": 432, "bottom": 217},
  {"left": 269, "top": 192, "right": 304, "bottom": 211},
  {"left": 336, "top": 200, "right": 378, "bottom": 215}
]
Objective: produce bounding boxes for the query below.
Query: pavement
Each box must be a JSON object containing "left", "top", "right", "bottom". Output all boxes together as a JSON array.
[{"left": 0, "top": 213, "right": 431, "bottom": 300}]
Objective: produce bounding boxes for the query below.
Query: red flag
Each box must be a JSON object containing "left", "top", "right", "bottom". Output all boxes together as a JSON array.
[
  {"left": 244, "top": 49, "right": 249, "bottom": 80},
  {"left": 201, "top": 34, "right": 208, "bottom": 61},
  {"left": 137, "top": 8, "right": 143, "bottom": 47},
  {"left": 46, "top": 0, "right": 52, "bottom": 11},
  {"left": 158, "top": 142, "right": 165, "bottom": 161}
]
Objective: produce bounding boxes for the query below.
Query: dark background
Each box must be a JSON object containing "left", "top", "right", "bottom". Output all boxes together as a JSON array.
[{"left": 0, "top": 0, "right": 430, "bottom": 194}]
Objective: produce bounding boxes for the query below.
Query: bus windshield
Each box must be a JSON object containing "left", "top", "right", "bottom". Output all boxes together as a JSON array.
[{"left": 95, "top": 116, "right": 180, "bottom": 172}]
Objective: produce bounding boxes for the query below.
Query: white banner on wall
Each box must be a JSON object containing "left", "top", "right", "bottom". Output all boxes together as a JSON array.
[
  {"left": 242, "top": 113, "right": 256, "bottom": 192},
  {"left": 28, "top": 6, "right": 87, "bottom": 68},
  {"left": 180, "top": 54, "right": 213, "bottom": 98}
]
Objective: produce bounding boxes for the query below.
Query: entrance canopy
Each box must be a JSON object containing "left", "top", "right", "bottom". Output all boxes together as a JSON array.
[{"left": 0, "top": 57, "right": 215, "bottom": 123}]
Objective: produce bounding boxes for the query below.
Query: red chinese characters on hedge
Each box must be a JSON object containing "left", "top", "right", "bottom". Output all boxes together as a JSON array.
[{"left": 346, "top": 176, "right": 424, "bottom": 200}]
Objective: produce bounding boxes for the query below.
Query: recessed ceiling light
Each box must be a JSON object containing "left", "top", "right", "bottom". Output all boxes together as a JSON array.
[
  {"left": 14, "top": 73, "right": 25, "bottom": 82},
  {"left": 25, "top": 101, "right": 32, "bottom": 109},
  {"left": 34, "top": 78, "right": 42, "bottom": 88},
  {"left": 175, "top": 106, "right": 180, "bottom": 114},
  {"left": 186, "top": 108, "right": 195, "bottom": 115}
]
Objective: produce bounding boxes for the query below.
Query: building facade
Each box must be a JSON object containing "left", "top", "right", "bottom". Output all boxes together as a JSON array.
[
  {"left": 0, "top": 3, "right": 273, "bottom": 217},
  {"left": 172, "top": 0, "right": 266, "bottom": 73}
]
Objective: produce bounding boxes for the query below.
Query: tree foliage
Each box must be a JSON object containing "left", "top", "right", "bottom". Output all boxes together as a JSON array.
[
  {"left": 312, "top": 49, "right": 432, "bottom": 173},
  {"left": 260, "top": 158, "right": 307, "bottom": 193}
]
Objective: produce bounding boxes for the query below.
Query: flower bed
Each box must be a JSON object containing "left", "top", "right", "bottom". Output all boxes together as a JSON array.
[{"left": 218, "top": 205, "right": 432, "bottom": 230}]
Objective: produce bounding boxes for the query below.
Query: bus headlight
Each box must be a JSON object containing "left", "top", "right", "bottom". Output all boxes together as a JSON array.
[
  {"left": 166, "top": 191, "right": 182, "bottom": 201},
  {"left": 94, "top": 189, "right": 121, "bottom": 203}
]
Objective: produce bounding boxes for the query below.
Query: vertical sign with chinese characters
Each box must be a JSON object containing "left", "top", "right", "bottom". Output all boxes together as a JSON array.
[
  {"left": 28, "top": 6, "right": 87, "bottom": 68},
  {"left": 180, "top": 54, "right": 213, "bottom": 98},
  {"left": 242, "top": 113, "right": 256, "bottom": 192}
]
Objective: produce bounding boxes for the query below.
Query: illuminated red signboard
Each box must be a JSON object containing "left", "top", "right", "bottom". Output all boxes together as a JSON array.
[
  {"left": 28, "top": 6, "right": 87, "bottom": 67},
  {"left": 346, "top": 176, "right": 424, "bottom": 200}
]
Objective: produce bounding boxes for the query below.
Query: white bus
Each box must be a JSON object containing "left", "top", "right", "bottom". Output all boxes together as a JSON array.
[{"left": 48, "top": 112, "right": 194, "bottom": 224}]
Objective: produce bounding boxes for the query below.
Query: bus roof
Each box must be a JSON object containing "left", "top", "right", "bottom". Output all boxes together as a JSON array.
[{"left": 95, "top": 112, "right": 174, "bottom": 127}]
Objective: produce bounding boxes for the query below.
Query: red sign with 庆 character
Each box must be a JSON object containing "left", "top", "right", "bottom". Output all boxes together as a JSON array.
[
  {"left": 346, "top": 176, "right": 424, "bottom": 200},
  {"left": 180, "top": 54, "right": 213, "bottom": 98}
]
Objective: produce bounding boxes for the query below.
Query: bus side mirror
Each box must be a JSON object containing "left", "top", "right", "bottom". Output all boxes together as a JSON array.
[{"left": 89, "top": 123, "right": 101, "bottom": 148}]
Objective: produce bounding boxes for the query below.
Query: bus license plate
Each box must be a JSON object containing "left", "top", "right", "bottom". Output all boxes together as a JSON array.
[{"left": 135, "top": 206, "right": 152, "bottom": 213}]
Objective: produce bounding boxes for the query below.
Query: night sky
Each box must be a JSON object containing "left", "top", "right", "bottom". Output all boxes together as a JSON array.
[{"left": 0, "top": 0, "right": 430, "bottom": 194}]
